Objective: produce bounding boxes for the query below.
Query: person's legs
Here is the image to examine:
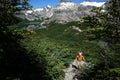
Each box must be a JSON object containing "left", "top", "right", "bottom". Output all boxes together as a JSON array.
[{"left": 77, "top": 61, "right": 81, "bottom": 69}]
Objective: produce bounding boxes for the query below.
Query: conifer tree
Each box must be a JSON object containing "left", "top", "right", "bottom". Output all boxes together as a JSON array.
[
  {"left": 83, "top": 0, "right": 120, "bottom": 43},
  {"left": 0, "top": 1, "right": 51, "bottom": 80},
  {"left": 105, "top": 0, "right": 120, "bottom": 43}
]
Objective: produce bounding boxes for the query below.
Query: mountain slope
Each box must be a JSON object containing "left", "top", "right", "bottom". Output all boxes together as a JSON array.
[{"left": 15, "top": 1, "right": 105, "bottom": 23}]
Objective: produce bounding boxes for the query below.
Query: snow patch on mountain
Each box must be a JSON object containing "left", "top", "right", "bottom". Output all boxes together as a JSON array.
[
  {"left": 27, "top": 5, "right": 52, "bottom": 13},
  {"left": 26, "top": 10, "right": 33, "bottom": 14},
  {"left": 34, "top": 8, "right": 44, "bottom": 12}
]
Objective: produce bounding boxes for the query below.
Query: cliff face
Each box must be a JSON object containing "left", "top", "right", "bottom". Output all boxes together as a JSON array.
[{"left": 50, "top": 2, "right": 95, "bottom": 23}]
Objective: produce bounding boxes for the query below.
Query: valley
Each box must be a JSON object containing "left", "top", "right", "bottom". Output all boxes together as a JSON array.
[{"left": 0, "top": 0, "right": 120, "bottom": 80}]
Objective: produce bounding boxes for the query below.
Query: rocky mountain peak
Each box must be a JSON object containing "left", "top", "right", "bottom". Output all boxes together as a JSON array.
[{"left": 15, "top": 1, "right": 105, "bottom": 23}]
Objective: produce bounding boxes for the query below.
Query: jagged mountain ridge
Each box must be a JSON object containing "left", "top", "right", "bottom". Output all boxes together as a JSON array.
[{"left": 15, "top": 1, "right": 105, "bottom": 23}]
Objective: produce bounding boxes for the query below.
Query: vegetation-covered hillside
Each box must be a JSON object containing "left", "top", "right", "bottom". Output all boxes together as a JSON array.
[
  {"left": 0, "top": 0, "right": 119, "bottom": 80},
  {"left": 16, "top": 20, "right": 119, "bottom": 79}
]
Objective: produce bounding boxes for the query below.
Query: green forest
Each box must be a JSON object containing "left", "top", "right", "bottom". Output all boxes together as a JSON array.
[{"left": 0, "top": 0, "right": 120, "bottom": 80}]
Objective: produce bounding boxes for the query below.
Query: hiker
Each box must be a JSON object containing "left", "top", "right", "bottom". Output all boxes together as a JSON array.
[{"left": 76, "top": 52, "right": 85, "bottom": 69}]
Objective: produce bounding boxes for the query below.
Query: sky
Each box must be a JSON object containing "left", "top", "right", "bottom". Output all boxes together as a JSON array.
[{"left": 29, "top": 0, "right": 106, "bottom": 9}]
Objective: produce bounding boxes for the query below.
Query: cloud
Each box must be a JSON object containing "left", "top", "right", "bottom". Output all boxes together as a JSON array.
[{"left": 80, "top": 1, "right": 105, "bottom": 7}]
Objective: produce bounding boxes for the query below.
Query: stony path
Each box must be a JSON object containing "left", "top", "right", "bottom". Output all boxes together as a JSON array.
[{"left": 64, "top": 60, "right": 88, "bottom": 80}]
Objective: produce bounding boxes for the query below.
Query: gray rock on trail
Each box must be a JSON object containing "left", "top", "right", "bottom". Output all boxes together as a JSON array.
[
  {"left": 64, "top": 64, "right": 77, "bottom": 80},
  {"left": 64, "top": 60, "right": 88, "bottom": 80}
]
